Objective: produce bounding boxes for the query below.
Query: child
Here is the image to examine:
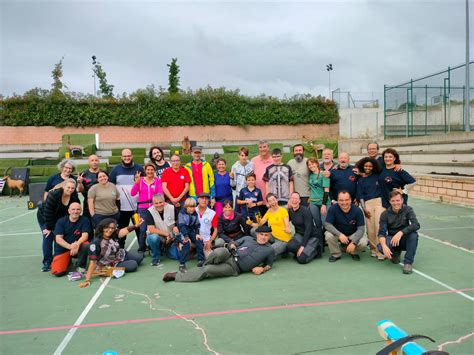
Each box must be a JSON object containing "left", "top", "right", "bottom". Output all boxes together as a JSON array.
[
  {"left": 237, "top": 173, "right": 264, "bottom": 224},
  {"left": 176, "top": 198, "right": 203, "bottom": 272}
]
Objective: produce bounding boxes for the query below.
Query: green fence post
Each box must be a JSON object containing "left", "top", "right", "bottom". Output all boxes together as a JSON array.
[
  {"left": 383, "top": 85, "right": 387, "bottom": 139},
  {"left": 425, "top": 85, "right": 428, "bottom": 135}
]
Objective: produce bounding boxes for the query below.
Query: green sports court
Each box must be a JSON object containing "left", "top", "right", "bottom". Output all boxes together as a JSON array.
[{"left": 0, "top": 196, "right": 472, "bottom": 354}]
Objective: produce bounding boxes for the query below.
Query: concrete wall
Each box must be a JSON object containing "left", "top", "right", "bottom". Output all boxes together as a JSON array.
[
  {"left": 0, "top": 124, "right": 339, "bottom": 148},
  {"left": 411, "top": 173, "right": 474, "bottom": 207},
  {"left": 338, "top": 108, "right": 383, "bottom": 139}
]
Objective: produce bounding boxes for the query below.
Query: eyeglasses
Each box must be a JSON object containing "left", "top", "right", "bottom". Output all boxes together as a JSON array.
[{"left": 171, "top": 160, "right": 180, "bottom": 162}]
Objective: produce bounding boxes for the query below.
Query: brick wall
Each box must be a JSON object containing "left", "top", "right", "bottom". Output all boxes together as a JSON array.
[
  {"left": 412, "top": 173, "right": 474, "bottom": 207},
  {"left": 0, "top": 124, "right": 339, "bottom": 145}
]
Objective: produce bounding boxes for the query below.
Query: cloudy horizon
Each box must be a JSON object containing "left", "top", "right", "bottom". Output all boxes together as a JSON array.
[{"left": 1, "top": 0, "right": 471, "bottom": 102}]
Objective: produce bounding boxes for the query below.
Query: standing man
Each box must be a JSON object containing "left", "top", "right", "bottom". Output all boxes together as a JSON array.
[
  {"left": 366, "top": 142, "right": 384, "bottom": 168},
  {"left": 329, "top": 152, "right": 358, "bottom": 202},
  {"left": 320, "top": 148, "right": 336, "bottom": 178},
  {"left": 109, "top": 149, "right": 144, "bottom": 249},
  {"left": 378, "top": 190, "right": 420, "bottom": 274},
  {"left": 287, "top": 144, "right": 310, "bottom": 206},
  {"left": 185, "top": 146, "right": 215, "bottom": 202},
  {"left": 196, "top": 193, "right": 218, "bottom": 257},
  {"left": 162, "top": 154, "right": 191, "bottom": 217},
  {"left": 324, "top": 191, "right": 367, "bottom": 262},
  {"left": 145, "top": 194, "right": 179, "bottom": 266},
  {"left": 251, "top": 140, "right": 273, "bottom": 212},
  {"left": 50, "top": 202, "right": 91, "bottom": 276},
  {"left": 77, "top": 154, "right": 100, "bottom": 219},
  {"left": 162, "top": 225, "right": 275, "bottom": 282},
  {"left": 263, "top": 148, "right": 294, "bottom": 206}
]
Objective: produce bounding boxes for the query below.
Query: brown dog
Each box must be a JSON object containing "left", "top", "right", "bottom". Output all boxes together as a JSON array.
[{"left": 2, "top": 175, "right": 25, "bottom": 198}]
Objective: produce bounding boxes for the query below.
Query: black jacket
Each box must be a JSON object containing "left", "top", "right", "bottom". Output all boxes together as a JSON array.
[
  {"left": 38, "top": 188, "right": 80, "bottom": 230},
  {"left": 217, "top": 212, "right": 249, "bottom": 243}
]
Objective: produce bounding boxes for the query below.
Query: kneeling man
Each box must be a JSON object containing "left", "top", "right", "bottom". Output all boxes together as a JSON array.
[
  {"left": 324, "top": 191, "right": 367, "bottom": 262},
  {"left": 163, "top": 225, "right": 275, "bottom": 282},
  {"left": 378, "top": 190, "right": 420, "bottom": 274},
  {"left": 51, "top": 202, "right": 92, "bottom": 276}
]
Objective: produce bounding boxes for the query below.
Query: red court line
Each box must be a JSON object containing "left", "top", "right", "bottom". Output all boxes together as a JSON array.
[{"left": 1, "top": 288, "right": 473, "bottom": 336}]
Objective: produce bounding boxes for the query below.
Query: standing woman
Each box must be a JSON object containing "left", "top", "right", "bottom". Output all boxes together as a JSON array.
[
  {"left": 79, "top": 218, "right": 144, "bottom": 288},
  {"left": 88, "top": 170, "right": 121, "bottom": 228},
  {"left": 148, "top": 146, "right": 170, "bottom": 179},
  {"left": 306, "top": 157, "right": 330, "bottom": 229},
  {"left": 37, "top": 178, "right": 80, "bottom": 272},
  {"left": 379, "top": 148, "right": 416, "bottom": 209},
  {"left": 131, "top": 162, "right": 163, "bottom": 252},
  {"left": 44, "top": 158, "right": 77, "bottom": 200},
  {"left": 213, "top": 158, "right": 233, "bottom": 216},
  {"left": 356, "top": 157, "right": 385, "bottom": 260},
  {"left": 230, "top": 147, "right": 254, "bottom": 212}
]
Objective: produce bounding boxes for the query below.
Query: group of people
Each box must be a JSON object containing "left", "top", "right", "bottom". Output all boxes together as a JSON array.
[{"left": 36, "top": 140, "right": 421, "bottom": 286}]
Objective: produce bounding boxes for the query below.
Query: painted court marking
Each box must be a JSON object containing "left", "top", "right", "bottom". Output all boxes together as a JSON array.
[
  {"left": 1, "top": 288, "right": 473, "bottom": 336},
  {"left": 0, "top": 232, "right": 38, "bottom": 237},
  {"left": 53, "top": 237, "right": 137, "bottom": 355},
  {"left": 0, "top": 254, "right": 41, "bottom": 259},
  {"left": 0, "top": 210, "right": 35, "bottom": 224},
  {"left": 419, "top": 232, "right": 473, "bottom": 253}
]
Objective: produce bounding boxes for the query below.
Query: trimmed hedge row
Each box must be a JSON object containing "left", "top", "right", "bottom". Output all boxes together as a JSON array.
[{"left": 1, "top": 89, "right": 338, "bottom": 127}]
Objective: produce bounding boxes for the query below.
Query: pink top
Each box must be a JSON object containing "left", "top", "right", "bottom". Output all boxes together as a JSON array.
[
  {"left": 130, "top": 177, "right": 163, "bottom": 209},
  {"left": 251, "top": 155, "right": 273, "bottom": 202}
]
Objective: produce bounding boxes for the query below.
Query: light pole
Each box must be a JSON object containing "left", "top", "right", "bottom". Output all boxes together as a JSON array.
[
  {"left": 326, "top": 64, "right": 333, "bottom": 99},
  {"left": 92, "top": 55, "right": 97, "bottom": 97}
]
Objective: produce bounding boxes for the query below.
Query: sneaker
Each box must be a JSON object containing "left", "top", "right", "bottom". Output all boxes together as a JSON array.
[
  {"left": 151, "top": 261, "right": 161, "bottom": 267},
  {"left": 351, "top": 254, "right": 361, "bottom": 261},
  {"left": 403, "top": 264, "right": 413, "bottom": 274},
  {"left": 163, "top": 272, "right": 177, "bottom": 282},
  {"left": 377, "top": 254, "right": 386, "bottom": 261},
  {"left": 179, "top": 264, "right": 186, "bottom": 273},
  {"left": 391, "top": 255, "right": 400, "bottom": 264},
  {"left": 328, "top": 255, "right": 341, "bottom": 263},
  {"left": 197, "top": 261, "right": 204, "bottom": 267},
  {"left": 41, "top": 263, "right": 51, "bottom": 272},
  {"left": 76, "top": 266, "right": 86, "bottom": 273},
  {"left": 370, "top": 250, "right": 377, "bottom": 258}
]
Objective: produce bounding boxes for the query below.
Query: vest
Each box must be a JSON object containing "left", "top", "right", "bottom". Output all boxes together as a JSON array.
[
  {"left": 198, "top": 207, "right": 216, "bottom": 241},
  {"left": 147, "top": 203, "right": 176, "bottom": 234}
]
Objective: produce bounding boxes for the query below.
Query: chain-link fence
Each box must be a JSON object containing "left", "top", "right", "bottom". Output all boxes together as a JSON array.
[
  {"left": 384, "top": 62, "right": 473, "bottom": 138},
  {"left": 332, "top": 89, "right": 381, "bottom": 109}
]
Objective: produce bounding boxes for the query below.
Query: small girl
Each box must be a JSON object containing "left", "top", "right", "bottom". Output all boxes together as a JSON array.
[{"left": 176, "top": 198, "right": 203, "bottom": 272}]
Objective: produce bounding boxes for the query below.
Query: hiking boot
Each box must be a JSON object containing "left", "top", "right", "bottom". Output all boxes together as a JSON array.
[
  {"left": 328, "top": 255, "right": 341, "bottom": 263},
  {"left": 41, "top": 263, "right": 51, "bottom": 272},
  {"left": 351, "top": 254, "right": 361, "bottom": 261},
  {"left": 163, "top": 272, "right": 177, "bottom": 282},
  {"left": 391, "top": 255, "right": 400, "bottom": 264},
  {"left": 403, "top": 264, "right": 413, "bottom": 274},
  {"left": 179, "top": 264, "right": 186, "bottom": 273},
  {"left": 151, "top": 261, "right": 161, "bottom": 267},
  {"left": 197, "top": 261, "right": 204, "bottom": 267}
]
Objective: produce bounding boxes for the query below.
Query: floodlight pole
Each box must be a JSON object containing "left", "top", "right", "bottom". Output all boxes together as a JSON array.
[
  {"left": 465, "top": 0, "right": 471, "bottom": 132},
  {"left": 92, "top": 55, "right": 97, "bottom": 97},
  {"left": 326, "top": 64, "right": 333, "bottom": 99}
]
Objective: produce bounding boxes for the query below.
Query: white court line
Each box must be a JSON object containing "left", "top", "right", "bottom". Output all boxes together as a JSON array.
[
  {"left": 0, "top": 211, "right": 35, "bottom": 224},
  {"left": 401, "top": 263, "right": 474, "bottom": 302},
  {"left": 0, "top": 254, "right": 41, "bottom": 259},
  {"left": 422, "top": 226, "right": 474, "bottom": 231},
  {"left": 0, "top": 232, "right": 38, "bottom": 237},
  {"left": 419, "top": 232, "right": 473, "bottom": 254},
  {"left": 0, "top": 207, "right": 20, "bottom": 212},
  {"left": 54, "top": 236, "right": 137, "bottom": 355}
]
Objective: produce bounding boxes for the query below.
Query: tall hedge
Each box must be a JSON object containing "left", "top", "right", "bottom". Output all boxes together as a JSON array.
[{"left": 0, "top": 87, "right": 338, "bottom": 127}]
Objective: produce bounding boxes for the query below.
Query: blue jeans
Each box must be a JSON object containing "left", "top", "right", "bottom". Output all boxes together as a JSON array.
[
  {"left": 146, "top": 233, "right": 162, "bottom": 264},
  {"left": 309, "top": 204, "right": 323, "bottom": 229},
  {"left": 178, "top": 231, "right": 204, "bottom": 266},
  {"left": 378, "top": 232, "right": 419, "bottom": 264}
]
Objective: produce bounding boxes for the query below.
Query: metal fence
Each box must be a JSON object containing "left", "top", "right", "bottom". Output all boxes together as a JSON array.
[
  {"left": 332, "top": 89, "right": 381, "bottom": 109},
  {"left": 384, "top": 62, "right": 473, "bottom": 138}
]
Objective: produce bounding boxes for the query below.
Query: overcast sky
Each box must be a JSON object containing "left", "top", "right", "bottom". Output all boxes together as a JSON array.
[{"left": 1, "top": 0, "right": 471, "bottom": 101}]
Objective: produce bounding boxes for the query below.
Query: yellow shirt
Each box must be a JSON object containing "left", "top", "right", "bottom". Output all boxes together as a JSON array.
[{"left": 264, "top": 207, "right": 291, "bottom": 242}]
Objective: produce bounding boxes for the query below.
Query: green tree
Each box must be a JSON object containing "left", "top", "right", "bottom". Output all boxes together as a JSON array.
[
  {"left": 167, "top": 57, "right": 180, "bottom": 94},
  {"left": 93, "top": 61, "right": 114, "bottom": 98},
  {"left": 51, "top": 57, "right": 67, "bottom": 98}
]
